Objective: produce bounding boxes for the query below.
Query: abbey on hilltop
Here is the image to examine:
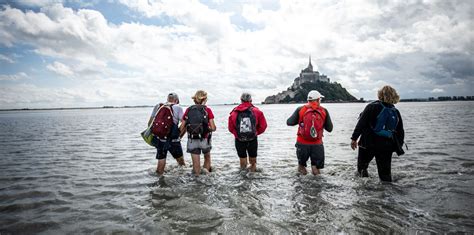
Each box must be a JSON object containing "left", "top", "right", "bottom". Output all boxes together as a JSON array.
[
  {"left": 292, "top": 56, "right": 330, "bottom": 89},
  {"left": 264, "top": 57, "right": 357, "bottom": 104}
]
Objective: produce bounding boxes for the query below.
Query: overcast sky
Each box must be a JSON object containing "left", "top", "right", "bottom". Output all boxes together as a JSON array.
[{"left": 0, "top": 0, "right": 472, "bottom": 108}]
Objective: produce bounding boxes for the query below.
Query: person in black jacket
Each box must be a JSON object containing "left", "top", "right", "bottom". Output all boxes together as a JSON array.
[{"left": 350, "top": 85, "right": 404, "bottom": 182}]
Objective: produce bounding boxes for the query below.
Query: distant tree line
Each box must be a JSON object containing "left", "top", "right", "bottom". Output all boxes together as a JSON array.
[
  {"left": 400, "top": 96, "right": 474, "bottom": 102},
  {"left": 432, "top": 96, "right": 474, "bottom": 101}
]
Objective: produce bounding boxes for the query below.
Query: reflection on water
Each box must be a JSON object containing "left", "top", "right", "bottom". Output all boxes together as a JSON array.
[{"left": 0, "top": 102, "right": 473, "bottom": 233}]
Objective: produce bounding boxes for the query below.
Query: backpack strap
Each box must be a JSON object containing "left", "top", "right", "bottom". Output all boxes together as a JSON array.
[
  {"left": 168, "top": 104, "right": 174, "bottom": 115},
  {"left": 201, "top": 105, "right": 209, "bottom": 116}
]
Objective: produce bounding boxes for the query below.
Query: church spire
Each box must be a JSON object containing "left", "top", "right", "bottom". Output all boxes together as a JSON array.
[{"left": 308, "top": 55, "right": 313, "bottom": 71}]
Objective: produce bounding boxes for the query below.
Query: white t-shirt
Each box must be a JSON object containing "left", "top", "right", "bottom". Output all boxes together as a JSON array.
[{"left": 150, "top": 103, "right": 184, "bottom": 125}]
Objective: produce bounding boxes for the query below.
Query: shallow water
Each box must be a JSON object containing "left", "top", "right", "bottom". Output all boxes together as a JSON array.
[{"left": 0, "top": 102, "right": 473, "bottom": 233}]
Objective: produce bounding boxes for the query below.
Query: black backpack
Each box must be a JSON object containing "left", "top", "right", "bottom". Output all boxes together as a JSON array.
[
  {"left": 235, "top": 107, "right": 257, "bottom": 141},
  {"left": 186, "top": 105, "right": 209, "bottom": 139}
]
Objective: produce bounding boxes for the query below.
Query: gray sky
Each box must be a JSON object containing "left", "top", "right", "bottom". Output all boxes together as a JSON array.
[{"left": 0, "top": 0, "right": 472, "bottom": 108}]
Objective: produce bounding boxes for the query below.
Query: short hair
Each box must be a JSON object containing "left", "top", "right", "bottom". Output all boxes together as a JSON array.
[
  {"left": 378, "top": 85, "right": 400, "bottom": 104},
  {"left": 167, "top": 92, "right": 179, "bottom": 102},
  {"left": 192, "top": 90, "right": 207, "bottom": 104},
  {"left": 240, "top": 92, "right": 252, "bottom": 102}
]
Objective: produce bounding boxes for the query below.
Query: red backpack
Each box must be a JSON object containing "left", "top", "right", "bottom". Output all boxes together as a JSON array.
[
  {"left": 151, "top": 105, "right": 174, "bottom": 139},
  {"left": 298, "top": 105, "right": 325, "bottom": 141}
]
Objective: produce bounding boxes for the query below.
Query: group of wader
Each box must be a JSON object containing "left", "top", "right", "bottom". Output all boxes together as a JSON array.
[{"left": 147, "top": 85, "right": 405, "bottom": 182}]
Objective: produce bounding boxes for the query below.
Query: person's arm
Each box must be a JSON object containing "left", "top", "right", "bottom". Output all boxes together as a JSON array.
[
  {"left": 207, "top": 108, "right": 216, "bottom": 132},
  {"left": 323, "top": 108, "right": 333, "bottom": 132},
  {"left": 256, "top": 110, "right": 267, "bottom": 135},
  {"left": 351, "top": 104, "right": 372, "bottom": 140},
  {"left": 179, "top": 108, "right": 188, "bottom": 138},
  {"left": 179, "top": 120, "right": 187, "bottom": 138},
  {"left": 286, "top": 107, "right": 301, "bottom": 126},
  {"left": 209, "top": 119, "right": 216, "bottom": 132},
  {"left": 228, "top": 110, "right": 236, "bottom": 135},
  {"left": 351, "top": 104, "right": 372, "bottom": 150}
]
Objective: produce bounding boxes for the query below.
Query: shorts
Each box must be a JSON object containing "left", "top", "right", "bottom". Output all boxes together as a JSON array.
[
  {"left": 235, "top": 138, "right": 258, "bottom": 158},
  {"left": 186, "top": 137, "right": 212, "bottom": 155},
  {"left": 295, "top": 143, "right": 325, "bottom": 169},
  {"left": 155, "top": 139, "right": 183, "bottom": 160}
]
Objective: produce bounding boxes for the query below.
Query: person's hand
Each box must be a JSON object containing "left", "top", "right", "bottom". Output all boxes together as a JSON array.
[{"left": 351, "top": 139, "right": 358, "bottom": 150}]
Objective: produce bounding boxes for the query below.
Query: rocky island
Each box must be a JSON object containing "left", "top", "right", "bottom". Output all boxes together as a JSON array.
[{"left": 264, "top": 57, "right": 358, "bottom": 104}]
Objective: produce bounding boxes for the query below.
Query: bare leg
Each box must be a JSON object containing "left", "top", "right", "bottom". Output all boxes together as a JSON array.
[
  {"left": 311, "top": 166, "right": 320, "bottom": 175},
  {"left": 248, "top": 157, "right": 257, "bottom": 172},
  {"left": 298, "top": 165, "right": 307, "bottom": 175},
  {"left": 203, "top": 152, "right": 211, "bottom": 172},
  {"left": 175, "top": 156, "right": 185, "bottom": 166},
  {"left": 239, "top": 158, "right": 248, "bottom": 169},
  {"left": 156, "top": 159, "right": 166, "bottom": 176},
  {"left": 191, "top": 154, "right": 201, "bottom": 176}
]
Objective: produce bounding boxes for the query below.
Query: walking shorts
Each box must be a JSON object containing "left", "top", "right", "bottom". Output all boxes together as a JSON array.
[
  {"left": 186, "top": 137, "right": 212, "bottom": 155},
  {"left": 155, "top": 139, "right": 183, "bottom": 160},
  {"left": 235, "top": 138, "right": 258, "bottom": 158},
  {"left": 296, "top": 143, "right": 325, "bottom": 169}
]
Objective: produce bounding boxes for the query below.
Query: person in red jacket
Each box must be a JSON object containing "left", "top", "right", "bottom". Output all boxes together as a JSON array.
[{"left": 228, "top": 93, "right": 267, "bottom": 172}]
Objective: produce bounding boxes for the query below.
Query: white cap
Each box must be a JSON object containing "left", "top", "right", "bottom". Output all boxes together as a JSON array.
[{"left": 307, "top": 90, "right": 324, "bottom": 101}]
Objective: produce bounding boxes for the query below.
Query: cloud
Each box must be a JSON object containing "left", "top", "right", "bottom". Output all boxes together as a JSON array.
[
  {"left": 12, "top": 0, "right": 59, "bottom": 7},
  {"left": 0, "top": 72, "right": 28, "bottom": 81},
  {"left": 47, "top": 61, "right": 73, "bottom": 77},
  {"left": 119, "top": 0, "right": 235, "bottom": 43},
  {"left": 0, "top": 54, "right": 15, "bottom": 63},
  {"left": 436, "top": 52, "right": 474, "bottom": 81},
  {"left": 0, "top": 0, "right": 472, "bottom": 108},
  {"left": 0, "top": 4, "right": 111, "bottom": 62},
  {"left": 0, "top": 83, "right": 85, "bottom": 109},
  {"left": 431, "top": 88, "right": 444, "bottom": 93}
]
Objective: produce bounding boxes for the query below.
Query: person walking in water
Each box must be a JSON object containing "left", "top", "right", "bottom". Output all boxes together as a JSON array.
[
  {"left": 180, "top": 90, "right": 216, "bottom": 176},
  {"left": 287, "top": 90, "right": 333, "bottom": 175},
  {"left": 149, "top": 93, "right": 185, "bottom": 175},
  {"left": 350, "top": 85, "right": 404, "bottom": 182},
  {"left": 228, "top": 93, "right": 267, "bottom": 172}
]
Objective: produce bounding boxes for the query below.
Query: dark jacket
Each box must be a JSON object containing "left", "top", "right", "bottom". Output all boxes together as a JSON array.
[{"left": 351, "top": 101, "right": 404, "bottom": 152}]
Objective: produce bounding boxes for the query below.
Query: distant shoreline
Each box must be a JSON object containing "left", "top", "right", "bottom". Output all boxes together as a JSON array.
[
  {"left": 1, "top": 99, "right": 473, "bottom": 112},
  {"left": 0, "top": 105, "right": 154, "bottom": 112}
]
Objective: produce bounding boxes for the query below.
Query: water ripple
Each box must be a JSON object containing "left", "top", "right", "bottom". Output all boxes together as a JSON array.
[{"left": 0, "top": 102, "right": 473, "bottom": 233}]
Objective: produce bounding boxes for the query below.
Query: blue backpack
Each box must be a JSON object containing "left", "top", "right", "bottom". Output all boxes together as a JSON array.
[{"left": 372, "top": 102, "right": 399, "bottom": 138}]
